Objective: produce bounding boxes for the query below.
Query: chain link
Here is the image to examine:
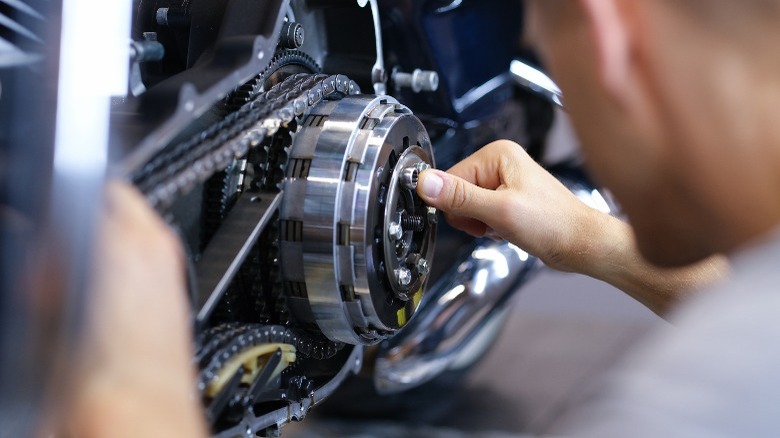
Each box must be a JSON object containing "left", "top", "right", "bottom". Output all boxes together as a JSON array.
[{"left": 131, "top": 73, "right": 359, "bottom": 210}]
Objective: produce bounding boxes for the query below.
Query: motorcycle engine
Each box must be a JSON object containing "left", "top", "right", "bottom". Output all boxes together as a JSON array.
[{"left": 120, "top": 1, "right": 436, "bottom": 435}]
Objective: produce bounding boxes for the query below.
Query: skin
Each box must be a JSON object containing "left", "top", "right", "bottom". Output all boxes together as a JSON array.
[
  {"left": 416, "top": 0, "right": 780, "bottom": 316},
  {"left": 63, "top": 183, "right": 208, "bottom": 438},
  {"left": 62, "top": 0, "right": 780, "bottom": 433}
]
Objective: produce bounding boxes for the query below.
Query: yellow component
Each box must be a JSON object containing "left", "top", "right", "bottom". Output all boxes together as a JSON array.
[
  {"left": 205, "top": 343, "right": 296, "bottom": 398},
  {"left": 412, "top": 288, "right": 423, "bottom": 309},
  {"left": 397, "top": 307, "right": 407, "bottom": 326}
]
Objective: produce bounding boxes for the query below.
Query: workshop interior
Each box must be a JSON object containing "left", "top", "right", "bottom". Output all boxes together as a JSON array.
[{"left": 0, "top": 0, "right": 618, "bottom": 436}]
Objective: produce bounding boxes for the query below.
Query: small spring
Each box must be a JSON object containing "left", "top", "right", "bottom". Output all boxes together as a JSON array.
[{"left": 401, "top": 213, "right": 425, "bottom": 232}]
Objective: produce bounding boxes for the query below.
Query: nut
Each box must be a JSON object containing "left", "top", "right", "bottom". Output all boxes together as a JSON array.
[
  {"left": 400, "top": 166, "right": 420, "bottom": 190},
  {"left": 415, "top": 258, "right": 430, "bottom": 277},
  {"left": 395, "top": 267, "right": 413, "bottom": 287},
  {"left": 413, "top": 162, "right": 431, "bottom": 173},
  {"left": 426, "top": 206, "right": 438, "bottom": 224},
  {"left": 388, "top": 221, "right": 403, "bottom": 241}
]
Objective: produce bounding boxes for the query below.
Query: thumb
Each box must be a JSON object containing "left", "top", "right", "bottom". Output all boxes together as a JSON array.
[{"left": 417, "top": 169, "right": 499, "bottom": 222}]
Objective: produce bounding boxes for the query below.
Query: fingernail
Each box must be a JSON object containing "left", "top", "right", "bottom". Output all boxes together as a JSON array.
[{"left": 420, "top": 171, "right": 444, "bottom": 199}]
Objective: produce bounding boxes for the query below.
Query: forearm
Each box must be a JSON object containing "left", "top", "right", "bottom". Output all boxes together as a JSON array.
[
  {"left": 68, "top": 373, "right": 208, "bottom": 438},
  {"left": 577, "top": 212, "right": 728, "bottom": 317}
]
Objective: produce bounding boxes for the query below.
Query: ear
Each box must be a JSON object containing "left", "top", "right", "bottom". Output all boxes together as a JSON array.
[{"left": 577, "top": 0, "right": 633, "bottom": 102}]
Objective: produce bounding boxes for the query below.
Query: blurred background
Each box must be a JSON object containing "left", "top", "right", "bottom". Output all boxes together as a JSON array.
[{"left": 285, "top": 253, "right": 662, "bottom": 437}]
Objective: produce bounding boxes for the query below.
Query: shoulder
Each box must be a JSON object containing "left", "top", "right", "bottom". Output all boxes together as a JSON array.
[{"left": 571, "top": 234, "right": 780, "bottom": 437}]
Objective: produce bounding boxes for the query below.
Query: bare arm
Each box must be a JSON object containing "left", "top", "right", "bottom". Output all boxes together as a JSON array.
[
  {"left": 416, "top": 140, "right": 727, "bottom": 317},
  {"left": 66, "top": 182, "right": 208, "bottom": 437},
  {"left": 574, "top": 210, "right": 727, "bottom": 316}
]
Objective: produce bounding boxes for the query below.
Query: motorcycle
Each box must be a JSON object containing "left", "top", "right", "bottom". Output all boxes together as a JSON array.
[{"left": 0, "top": 0, "right": 612, "bottom": 435}]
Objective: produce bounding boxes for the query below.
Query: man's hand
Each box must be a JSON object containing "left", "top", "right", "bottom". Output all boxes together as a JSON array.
[
  {"left": 417, "top": 140, "right": 604, "bottom": 273},
  {"left": 417, "top": 140, "right": 728, "bottom": 316},
  {"left": 67, "top": 182, "right": 207, "bottom": 438}
]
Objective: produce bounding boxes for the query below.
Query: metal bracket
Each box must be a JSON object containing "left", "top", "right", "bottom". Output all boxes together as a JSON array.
[
  {"left": 357, "top": 0, "right": 387, "bottom": 95},
  {"left": 195, "top": 191, "right": 283, "bottom": 325}
]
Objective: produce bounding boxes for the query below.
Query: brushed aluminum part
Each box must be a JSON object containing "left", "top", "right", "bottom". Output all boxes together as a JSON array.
[{"left": 280, "top": 95, "right": 435, "bottom": 345}]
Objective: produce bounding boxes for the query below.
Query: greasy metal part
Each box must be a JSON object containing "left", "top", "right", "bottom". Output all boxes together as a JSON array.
[
  {"left": 196, "top": 191, "right": 282, "bottom": 324},
  {"left": 510, "top": 59, "right": 565, "bottom": 109},
  {"left": 356, "top": 0, "right": 387, "bottom": 94},
  {"left": 213, "top": 345, "right": 363, "bottom": 438},
  {"left": 393, "top": 69, "right": 440, "bottom": 93},
  {"left": 374, "top": 239, "right": 539, "bottom": 394},
  {"left": 280, "top": 95, "right": 435, "bottom": 345}
]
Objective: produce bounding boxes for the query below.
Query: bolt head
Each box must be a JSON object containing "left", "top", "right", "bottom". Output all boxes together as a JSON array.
[
  {"left": 413, "top": 162, "right": 431, "bottom": 173},
  {"left": 395, "top": 267, "right": 413, "bottom": 287},
  {"left": 388, "top": 221, "right": 403, "bottom": 240},
  {"left": 426, "top": 206, "right": 438, "bottom": 224},
  {"left": 400, "top": 166, "right": 420, "bottom": 190},
  {"left": 416, "top": 258, "right": 430, "bottom": 277}
]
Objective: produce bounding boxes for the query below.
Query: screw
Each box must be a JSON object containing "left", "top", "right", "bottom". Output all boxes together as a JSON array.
[
  {"left": 415, "top": 257, "right": 430, "bottom": 276},
  {"left": 388, "top": 221, "right": 403, "bottom": 241},
  {"left": 393, "top": 69, "right": 440, "bottom": 93},
  {"left": 400, "top": 166, "right": 419, "bottom": 190},
  {"left": 414, "top": 162, "right": 431, "bottom": 173},
  {"left": 426, "top": 206, "right": 438, "bottom": 225},
  {"left": 395, "top": 267, "right": 412, "bottom": 287}
]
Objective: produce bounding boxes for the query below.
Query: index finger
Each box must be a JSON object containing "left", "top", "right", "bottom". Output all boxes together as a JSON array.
[{"left": 447, "top": 140, "right": 524, "bottom": 190}]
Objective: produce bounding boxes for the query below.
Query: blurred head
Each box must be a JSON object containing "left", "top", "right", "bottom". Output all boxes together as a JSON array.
[{"left": 525, "top": 0, "right": 780, "bottom": 266}]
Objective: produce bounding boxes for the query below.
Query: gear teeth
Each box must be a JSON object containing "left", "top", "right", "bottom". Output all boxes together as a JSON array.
[{"left": 226, "top": 50, "right": 321, "bottom": 112}]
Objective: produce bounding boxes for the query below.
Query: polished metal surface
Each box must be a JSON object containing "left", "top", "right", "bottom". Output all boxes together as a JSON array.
[
  {"left": 393, "top": 69, "right": 440, "bottom": 93},
  {"left": 280, "top": 95, "right": 435, "bottom": 345},
  {"left": 357, "top": 0, "right": 387, "bottom": 94},
  {"left": 195, "top": 191, "right": 282, "bottom": 324},
  {"left": 374, "top": 239, "right": 539, "bottom": 394},
  {"left": 382, "top": 145, "right": 434, "bottom": 296},
  {"left": 510, "top": 59, "right": 565, "bottom": 109}
]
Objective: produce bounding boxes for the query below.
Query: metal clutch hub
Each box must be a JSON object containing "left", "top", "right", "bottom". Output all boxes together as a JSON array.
[{"left": 280, "top": 95, "right": 436, "bottom": 345}]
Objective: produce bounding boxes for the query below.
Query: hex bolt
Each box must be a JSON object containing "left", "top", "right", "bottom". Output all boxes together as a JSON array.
[
  {"left": 415, "top": 257, "right": 430, "bottom": 277},
  {"left": 395, "top": 267, "right": 413, "bottom": 287},
  {"left": 388, "top": 221, "right": 403, "bottom": 241},
  {"left": 393, "top": 69, "right": 440, "bottom": 93},
  {"left": 400, "top": 167, "right": 420, "bottom": 190},
  {"left": 426, "top": 206, "right": 438, "bottom": 225},
  {"left": 280, "top": 22, "right": 305, "bottom": 49},
  {"left": 413, "top": 162, "right": 431, "bottom": 173}
]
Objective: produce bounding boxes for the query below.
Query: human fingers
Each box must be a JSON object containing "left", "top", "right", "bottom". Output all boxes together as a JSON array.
[
  {"left": 416, "top": 140, "right": 528, "bottom": 236},
  {"left": 417, "top": 168, "right": 504, "bottom": 232},
  {"left": 444, "top": 140, "right": 515, "bottom": 190},
  {"left": 68, "top": 182, "right": 207, "bottom": 436}
]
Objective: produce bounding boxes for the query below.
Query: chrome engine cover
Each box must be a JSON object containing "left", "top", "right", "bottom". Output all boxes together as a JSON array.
[{"left": 280, "top": 95, "right": 435, "bottom": 345}]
